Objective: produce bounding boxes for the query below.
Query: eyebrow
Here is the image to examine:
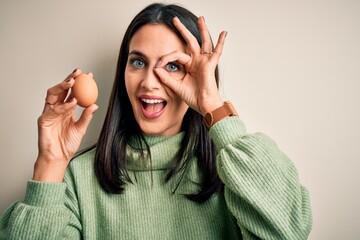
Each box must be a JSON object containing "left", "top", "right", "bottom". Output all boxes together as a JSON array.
[{"left": 128, "top": 50, "right": 147, "bottom": 59}]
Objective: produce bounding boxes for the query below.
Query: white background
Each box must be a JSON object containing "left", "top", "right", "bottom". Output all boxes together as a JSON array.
[{"left": 0, "top": 0, "right": 359, "bottom": 239}]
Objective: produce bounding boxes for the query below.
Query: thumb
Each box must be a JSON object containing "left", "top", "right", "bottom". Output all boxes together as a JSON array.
[
  {"left": 75, "top": 104, "right": 99, "bottom": 135},
  {"left": 154, "top": 67, "right": 181, "bottom": 94}
]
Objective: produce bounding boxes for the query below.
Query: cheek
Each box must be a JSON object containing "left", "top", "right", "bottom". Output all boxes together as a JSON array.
[{"left": 124, "top": 71, "right": 135, "bottom": 97}]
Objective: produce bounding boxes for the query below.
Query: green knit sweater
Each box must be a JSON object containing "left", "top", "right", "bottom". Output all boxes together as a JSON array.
[{"left": 0, "top": 117, "right": 312, "bottom": 239}]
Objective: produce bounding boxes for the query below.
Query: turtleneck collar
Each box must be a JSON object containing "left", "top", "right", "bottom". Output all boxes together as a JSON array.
[{"left": 126, "top": 132, "right": 184, "bottom": 171}]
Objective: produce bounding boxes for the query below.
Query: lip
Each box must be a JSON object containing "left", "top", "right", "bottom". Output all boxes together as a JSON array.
[{"left": 138, "top": 95, "right": 167, "bottom": 119}]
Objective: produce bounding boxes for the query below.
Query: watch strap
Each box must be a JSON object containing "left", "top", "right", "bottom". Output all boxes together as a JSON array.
[{"left": 203, "top": 101, "right": 238, "bottom": 129}]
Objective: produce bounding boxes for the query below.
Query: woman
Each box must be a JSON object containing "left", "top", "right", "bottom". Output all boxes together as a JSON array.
[{"left": 0, "top": 3, "right": 312, "bottom": 240}]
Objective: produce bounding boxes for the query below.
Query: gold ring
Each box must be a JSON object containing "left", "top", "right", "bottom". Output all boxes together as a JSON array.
[
  {"left": 201, "top": 51, "right": 213, "bottom": 55},
  {"left": 45, "top": 99, "right": 55, "bottom": 105}
]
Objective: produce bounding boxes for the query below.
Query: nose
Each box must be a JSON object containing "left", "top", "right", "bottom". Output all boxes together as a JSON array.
[{"left": 141, "top": 68, "right": 161, "bottom": 90}]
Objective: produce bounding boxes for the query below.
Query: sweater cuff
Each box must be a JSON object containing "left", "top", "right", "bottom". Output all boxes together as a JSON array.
[
  {"left": 24, "top": 180, "right": 67, "bottom": 207},
  {"left": 209, "top": 116, "right": 247, "bottom": 150}
]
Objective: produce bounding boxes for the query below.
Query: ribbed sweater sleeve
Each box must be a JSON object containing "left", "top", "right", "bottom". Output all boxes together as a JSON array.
[
  {"left": 209, "top": 116, "right": 312, "bottom": 240},
  {"left": 0, "top": 179, "right": 81, "bottom": 240}
]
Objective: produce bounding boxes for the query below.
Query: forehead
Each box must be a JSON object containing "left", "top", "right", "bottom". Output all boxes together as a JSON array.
[{"left": 129, "top": 24, "right": 186, "bottom": 56}]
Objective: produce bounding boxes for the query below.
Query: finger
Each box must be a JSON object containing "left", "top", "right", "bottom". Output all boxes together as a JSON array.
[
  {"left": 43, "top": 96, "right": 77, "bottom": 114},
  {"left": 44, "top": 68, "right": 81, "bottom": 105},
  {"left": 44, "top": 78, "right": 75, "bottom": 108},
  {"left": 87, "top": 72, "right": 94, "bottom": 79},
  {"left": 155, "top": 50, "right": 191, "bottom": 68},
  {"left": 153, "top": 67, "right": 181, "bottom": 94},
  {"left": 212, "top": 31, "right": 227, "bottom": 59},
  {"left": 75, "top": 104, "right": 99, "bottom": 135},
  {"left": 198, "top": 16, "right": 212, "bottom": 53},
  {"left": 63, "top": 68, "right": 82, "bottom": 82},
  {"left": 173, "top": 17, "right": 201, "bottom": 54}
]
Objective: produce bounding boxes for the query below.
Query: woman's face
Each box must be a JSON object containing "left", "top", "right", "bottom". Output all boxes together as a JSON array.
[{"left": 125, "top": 24, "right": 189, "bottom": 136}]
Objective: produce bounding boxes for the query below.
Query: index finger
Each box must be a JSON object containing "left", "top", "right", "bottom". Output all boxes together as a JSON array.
[
  {"left": 45, "top": 69, "right": 82, "bottom": 105},
  {"left": 44, "top": 79, "right": 74, "bottom": 109},
  {"left": 173, "top": 17, "right": 201, "bottom": 54}
]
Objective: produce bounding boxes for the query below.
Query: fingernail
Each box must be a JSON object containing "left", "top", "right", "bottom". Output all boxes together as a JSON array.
[
  {"left": 202, "top": 16, "right": 205, "bottom": 22},
  {"left": 93, "top": 105, "right": 99, "bottom": 114}
]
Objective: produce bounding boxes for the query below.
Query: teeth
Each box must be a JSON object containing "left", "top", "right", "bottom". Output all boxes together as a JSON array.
[{"left": 141, "top": 98, "right": 164, "bottom": 104}]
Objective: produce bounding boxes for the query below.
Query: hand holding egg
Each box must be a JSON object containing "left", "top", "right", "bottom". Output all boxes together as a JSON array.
[
  {"left": 72, "top": 73, "right": 98, "bottom": 107},
  {"left": 35, "top": 69, "right": 99, "bottom": 182}
]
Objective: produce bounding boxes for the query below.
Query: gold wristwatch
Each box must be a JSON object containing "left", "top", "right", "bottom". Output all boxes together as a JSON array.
[{"left": 202, "top": 101, "right": 238, "bottom": 129}]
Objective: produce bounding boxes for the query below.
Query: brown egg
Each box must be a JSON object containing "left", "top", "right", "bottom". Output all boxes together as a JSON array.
[{"left": 72, "top": 73, "right": 98, "bottom": 107}]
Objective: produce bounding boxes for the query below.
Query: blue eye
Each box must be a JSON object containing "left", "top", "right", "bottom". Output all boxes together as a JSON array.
[
  {"left": 130, "top": 59, "right": 145, "bottom": 69},
  {"left": 165, "top": 62, "right": 180, "bottom": 72}
]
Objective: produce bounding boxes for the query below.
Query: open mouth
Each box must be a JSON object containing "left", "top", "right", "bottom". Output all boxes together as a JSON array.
[{"left": 140, "top": 98, "right": 167, "bottom": 118}]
